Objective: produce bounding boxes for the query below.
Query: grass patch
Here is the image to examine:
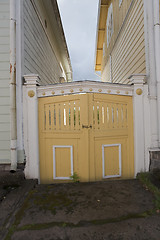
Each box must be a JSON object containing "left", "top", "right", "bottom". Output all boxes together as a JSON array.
[{"left": 137, "top": 172, "right": 160, "bottom": 210}]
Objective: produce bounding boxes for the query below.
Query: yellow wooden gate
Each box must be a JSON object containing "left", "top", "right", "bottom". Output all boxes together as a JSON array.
[{"left": 39, "top": 93, "right": 134, "bottom": 183}]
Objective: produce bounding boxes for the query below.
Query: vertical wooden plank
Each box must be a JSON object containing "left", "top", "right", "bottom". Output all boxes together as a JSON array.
[
  {"left": 65, "top": 102, "right": 69, "bottom": 130},
  {"left": 109, "top": 103, "right": 113, "bottom": 129},
  {"left": 88, "top": 93, "right": 96, "bottom": 181},
  {"left": 98, "top": 102, "right": 102, "bottom": 129},
  {"left": 60, "top": 102, "right": 64, "bottom": 131},
  {"left": 70, "top": 101, "right": 75, "bottom": 130},
  {"left": 45, "top": 104, "right": 49, "bottom": 131},
  {"left": 127, "top": 97, "right": 134, "bottom": 177},
  {"left": 123, "top": 104, "right": 127, "bottom": 128},
  {"left": 56, "top": 103, "right": 59, "bottom": 131},
  {"left": 79, "top": 94, "right": 89, "bottom": 181},
  {"left": 114, "top": 103, "right": 118, "bottom": 129},
  {"left": 94, "top": 101, "right": 98, "bottom": 130},
  {"left": 75, "top": 101, "right": 79, "bottom": 130}
]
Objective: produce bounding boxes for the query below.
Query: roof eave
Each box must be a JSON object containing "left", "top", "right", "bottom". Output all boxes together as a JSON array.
[
  {"left": 95, "top": 0, "right": 110, "bottom": 72},
  {"left": 50, "top": 0, "right": 72, "bottom": 74}
]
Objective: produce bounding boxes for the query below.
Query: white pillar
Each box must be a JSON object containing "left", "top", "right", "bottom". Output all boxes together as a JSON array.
[
  {"left": 23, "top": 74, "right": 40, "bottom": 181},
  {"left": 143, "top": 0, "right": 159, "bottom": 148},
  {"left": 153, "top": 0, "right": 160, "bottom": 147},
  {"left": 129, "top": 74, "right": 146, "bottom": 176}
]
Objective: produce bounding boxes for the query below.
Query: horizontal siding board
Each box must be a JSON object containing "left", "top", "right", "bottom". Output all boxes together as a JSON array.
[
  {"left": 112, "top": 25, "right": 144, "bottom": 74},
  {"left": 0, "top": 2, "right": 10, "bottom": 160},
  {"left": 0, "top": 106, "right": 10, "bottom": 114},
  {"left": 0, "top": 150, "right": 11, "bottom": 162},
  {"left": 0, "top": 132, "right": 10, "bottom": 140},
  {"left": 0, "top": 123, "right": 10, "bottom": 132},
  {"left": 0, "top": 45, "right": 10, "bottom": 53},
  {"left": 0, "top": 97, "right": 10, "bottom": 105},
  {"left": 0, "top": 114, "right": 10, "bottom": 123},
  {"left": 0, "top": 88, "right": 9, "bottom": 96},
  {"left": 0, "top": 13, "right": 9, "bottom": 20},
  {"left": 0, "top": 37, "right": 9, "bottom": 45},
  {"left": 24, "top": 45, "right": 55, "bottom": 83},
  {"left": 0, "top": 20, "right": 9, "bottom": 28},
  {"left": 0, "top": 80, "right": 9, "bottom": 87},
  {"left": 24, "top": 34, "right": 59, "bottom": 82},
  {"left": 112, "top": 3, "right": 144, "bottom": 62},
  {"left": 23, "top": 0, "right": 62, "bottom": 85},
  {"left": 112, "top": 13, "right": 144, "bottom": 69},
  {"left": 102, "top": 60, "right": 110, "bottom": 82},
  {"left": 116, "top": 56, "right": 146, "bottom": 83},
  {"left": 0, "top": 61, "right": 10, "bottom": 70},
  {"left": 122, "top": 61, "right": 146, "bottom": 84},
  {"left": 0, "top": 140, "right": 10, "bottom": 150},
  {"left": 0, "top": 29, "right": 9, "bottom": 37},
  {"left": 104, "top": 0, "right": 146, "bottom": 84},
  {"left": 113, "top": 40, "right": 145, "bottom": 80},
  {"left": 0, "top": 0, "right": 9, "bottom": 4},
  {"left": 0, "top": 5, "right": 10, "bottom": 12}
]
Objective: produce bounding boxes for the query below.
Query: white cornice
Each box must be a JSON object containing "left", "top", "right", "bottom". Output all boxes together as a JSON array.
[{"left": 37, "top": 80, "right": 133, "bottom": 98}]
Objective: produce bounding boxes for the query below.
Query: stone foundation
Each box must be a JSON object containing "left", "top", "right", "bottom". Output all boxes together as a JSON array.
[{"left": 149, "top": 151, "right": 160, "bottom": 172}]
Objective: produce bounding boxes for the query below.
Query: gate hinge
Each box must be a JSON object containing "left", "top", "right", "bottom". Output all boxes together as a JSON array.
[{"left": 82, "top": 124, "right": 92, "bottom": 129}]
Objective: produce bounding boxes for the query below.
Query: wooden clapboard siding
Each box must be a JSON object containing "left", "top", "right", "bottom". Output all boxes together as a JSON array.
[
  {"left": 23, "top": 0, "right": 62, "bottom": 85},
  {"left": 102, "top": 0, "right": 146, "bottom": 83},
  {"left": 0, "top": 0, "right": 10, "bottom": 164},
  {"left": 102, "top": 0, "right": 132, "bottom": 66},
  {"left": 102, "top": 59, "right": 110, "bottom": 82}
]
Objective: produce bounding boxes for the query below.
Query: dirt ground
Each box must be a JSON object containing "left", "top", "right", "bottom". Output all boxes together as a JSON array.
[{"left": 4, "top": 179, "right": 160, "bottom": 240}]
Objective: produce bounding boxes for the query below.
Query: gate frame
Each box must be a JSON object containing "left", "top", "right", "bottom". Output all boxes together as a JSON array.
[
  {"left": 102, "top": 144, "right": 122, "bottom": 179},
  {"left": 23, "top": 74, "right": 149, "bottom": 182},
  {"left": 53, "top": 145, "right": 73, "bottom": 180}
]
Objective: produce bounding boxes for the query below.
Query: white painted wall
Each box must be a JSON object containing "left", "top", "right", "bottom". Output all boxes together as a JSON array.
[
  {"left": 23, "top": 0, "right": 63, "bottom": 85},
  {"left": 0, "top": 0, "right": 11, "bottom": 164}
]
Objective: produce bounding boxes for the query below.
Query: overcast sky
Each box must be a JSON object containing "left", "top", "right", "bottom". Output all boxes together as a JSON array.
[{"left": 57, "top": 0, "right": 100, "bottom": 81}]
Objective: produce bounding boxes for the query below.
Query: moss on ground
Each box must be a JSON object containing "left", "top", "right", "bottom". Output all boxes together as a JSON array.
[
  {"left": 137, "top": 172, "right": 160, "bottom": 210},
  {"left": 5, "top": 174, "right": 160, "bottom": 239}
]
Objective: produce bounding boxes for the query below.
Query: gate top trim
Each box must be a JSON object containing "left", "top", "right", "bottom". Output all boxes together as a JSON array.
[{"left": 37, "top": 80, "right": 133, "bottom": 98}]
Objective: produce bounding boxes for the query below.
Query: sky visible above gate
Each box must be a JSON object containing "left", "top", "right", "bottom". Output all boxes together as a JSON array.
[{"left": 57, "top": 0, "right": 100, "bottom": 81}]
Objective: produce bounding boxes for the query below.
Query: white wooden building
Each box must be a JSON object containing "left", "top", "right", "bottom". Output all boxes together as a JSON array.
[
  {"left": 0, "top": 0, "right": 72, "bottom": 171},
  {"left": 95, "top": 0, "right": 160, "bottom": 172}
]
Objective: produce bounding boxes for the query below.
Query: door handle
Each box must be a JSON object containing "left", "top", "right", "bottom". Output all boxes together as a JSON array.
[{"left": 82, "top": 124, "right": 92, "bottom": 129}]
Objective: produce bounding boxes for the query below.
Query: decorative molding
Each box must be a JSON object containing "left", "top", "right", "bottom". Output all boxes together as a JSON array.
[
  {"left": 23, "top": 74, "right": 40, "bottom": 86},
  {"left": 53, "top": 145, "right": 73, "bottom": 180},
  {"left": 37, "top": 80, "right": 133, "bottom": 98},
  {"left": 102, "top": 144, "right": 121, "bottom": 179},
  {"left": 128, "top": 74, "right": 146, "bottom": 85},
  {"left": 136, "top": 88, "right": 143, "bottom": 95},
  {"left": 28, "top": 90, "right": 35, "bottom": 98}
]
